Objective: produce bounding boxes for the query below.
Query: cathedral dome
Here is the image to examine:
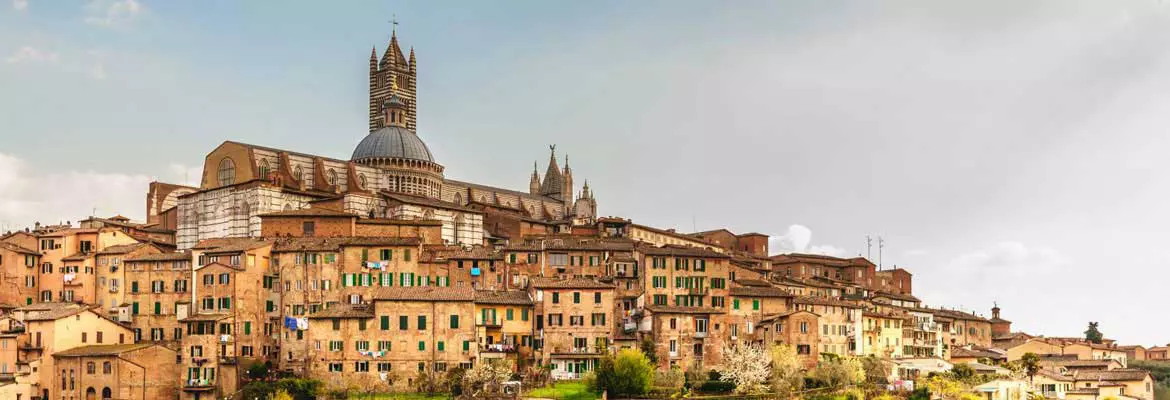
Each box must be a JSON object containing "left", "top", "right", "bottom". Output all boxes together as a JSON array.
[{"left": 351, "top": 126, "right": 435, "bottom": 163}]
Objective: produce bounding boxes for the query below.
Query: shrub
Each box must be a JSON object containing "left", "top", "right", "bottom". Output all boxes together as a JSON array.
[
  {"left": 655, "top": 367, "right": 686, "bottom": 390},
  {"left": 591, "top": 348, "right": 654, "bottom": 396},
  {"left": 696, "top": 380, "right": 735, "bottom": 393}
]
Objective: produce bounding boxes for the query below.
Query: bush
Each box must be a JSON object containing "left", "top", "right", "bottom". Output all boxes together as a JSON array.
[
  {"left": 655, "top": 367, "right": 686, "bottom": 390},
  {"left": 695, "top": 380, "right": 735, "bottom": 393},
  {"left": 591, "top": 348, "right": 654, "bottom": 396}
]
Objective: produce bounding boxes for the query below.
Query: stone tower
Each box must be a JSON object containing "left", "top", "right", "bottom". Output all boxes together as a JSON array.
[
  {"left": 529, "top": 162, "right": 541, "bottom": 195},
  {"left": 369, "top": 30, "right": 417, "bottom": 132},
  {"left": 561, "top": 154, "right": 573, "bottom": 211}
]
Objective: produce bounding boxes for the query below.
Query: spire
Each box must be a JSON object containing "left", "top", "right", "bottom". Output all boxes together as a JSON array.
[
  {"left": 370, "top": 46, "right": 377, "bottom": 62},
  {"left": 529, "top": 161, "right": 541, "bottom": 194},
  {"left": 540, "top": 145, "right": 564, "bottom": 196},
  {"left": 409, "top": 46, "right": 416, "bottom": 69}
]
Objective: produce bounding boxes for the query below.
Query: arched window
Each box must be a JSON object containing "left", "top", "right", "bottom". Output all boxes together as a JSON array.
[
  {"left": 327, "top": 169, "right": 337, "bottom": 186},
  {"left": 102, "top": 361, "right": 111, "bottom": 374},
  {"left": 293, "top": 165, "right": 303, "bottom": 182},
  {"left": 217, "top": 158, "right": 236, "bottom": 186},
  {"left": 452, "top": 193, "right": 462, "bottom": 205},
  {"left": 102, "top": 387, "right": 112, "bottom": 399},
  {"left": 86, "top": 362, "right": 95, "bottom": 374},
  {"left": 358, "top": 174, "right": 367, "bottom": 190},
  {"left": 258, "top": 159, "right": 271, "bottom": 180},
  {"left": 85, "top": 387, "right": 96, "bottom": 400}
]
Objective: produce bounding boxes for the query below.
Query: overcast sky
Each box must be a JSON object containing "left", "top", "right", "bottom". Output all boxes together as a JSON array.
[{"left": 2, "top": 0, "right": 1168, "bottom": 346}]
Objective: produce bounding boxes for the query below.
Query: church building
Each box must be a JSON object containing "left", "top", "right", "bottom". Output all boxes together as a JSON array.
[{"left": 159, "top": 30, "right": 598, "bottom": 249}]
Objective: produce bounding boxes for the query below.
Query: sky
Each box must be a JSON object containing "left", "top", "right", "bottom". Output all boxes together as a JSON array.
[{"left": 1, "top": 0, "right": 1168, "bottom": 345}]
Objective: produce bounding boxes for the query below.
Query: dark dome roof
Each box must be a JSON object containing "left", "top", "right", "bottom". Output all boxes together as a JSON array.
[{"left": 351, "top": 126, "right": 435, "bottom": 163}]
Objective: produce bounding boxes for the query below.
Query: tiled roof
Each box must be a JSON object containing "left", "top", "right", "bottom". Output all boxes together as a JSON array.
[
  {"left": 505, "top": 236, "right": 635, "bottom": 252},
  {"left": 18, "top": 303, "right": 90, "bottom": 321},
  {"left": 192, "top": 238, "right": 272, "bottom": 253},
  {"left": 770, "top": 253, "right": 873, "bottom": 267},
  {"left": 427, "top": 245, "right": 501, "bottom": 261},
  {"left": 1043, "top": 359, "right": 1116, "bottom": 368},
  {"left": 644, "top": 305, "right": 726, "bottom": 315},
  {"left": 734, "top": 279, "right": 772, "bottom": 287},
  {"left": 307, "top": 304, "right": 374, "bottom": 319},
  {"left": 53, "top": 343, "right": 155, "bottom": 357},
  {"left": 356, "top": 218, "right": 443, "bottom": 226},
  {"left": 872, "top": 291, "right": 921, "bottom": 303},
  {"left": 759, "top": 310, "right": 819, "bottom": 322},
  {"left": 474, "top": 290, "right": 533, "bottom": 305},
  {"left": 62, "top": 252, "right": 92, "bottom": 261},
  {"left": 373, "top": 286, "right": 475, "bottom": 302},
  {"left": 0, "top": 242, "right": 38, "bottom": 255},
  {"left": 258, "top": 207, "right": 356, "bottom": 218},
  {"left": 730, "top": 286, "right": 792, "bottom": 298},
  {"left": 928, "top": 308, "right": 990, "bottom": 323},
  {"left": 1036, "top": 369, "right": 1074, "bottom": 382},
  {"left": 95, "top": 243, "right": 151, "bottom": 255},
  {"left": 950, "top": 346, "right": 1005, "bottom": 359},
  {"left": 126, "top": 251, "right": 192, "bottom": 262},
  {"left": 793, "top": 295, "right": 862, "bottom": 308},
  {"left": 530, "top": 277, "right": 615, "bottom": 290},
  {"left": 1074, "top": 369, "right": 1151, "bottom": 382},
  {"left": 639, "top": 244, "right": 729, "bottom": 258},
  {"left": 381, "top": 191, "right": 478, "bottom": 213}
]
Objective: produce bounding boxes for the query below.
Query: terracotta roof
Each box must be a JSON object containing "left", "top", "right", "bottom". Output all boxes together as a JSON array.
[
  {"left": 192, "top": 238, "right": 272, "bottom": 253},
  {"left": 610, "top": 252, "right": 636, "bottom": 263},
  {"left": 381, "top": 191, "right": 479, "bottom": 213},
  {"left": 1036, "top": 369, "right": 1075, "bottom": 382},
  {"left": 530, "top": 277, "right": 615, "bottom": 290},
  {"left": 734, "top": 279, "right": 772, "bottom": 287},
  {"left": 1074, "top": 369, "right": 1151, "bottom": 382},
  {"left": 271, "top": 237, "right": 421, "bottom": 252},
  {"left": 759, "top": 310, "right": 819, "bottom": 322},
  {"left": 639, "top": 244, "right": 729, "bottom": 258},
  {"left": 629, "top": 223, "right": 718, "bottom": 246},
  {"left": 53, "top": 343, "right": 155, "bottom": 357},
  {"left": 61, "top": 252, "right": 92, "bottom": 261},
  {"left": 770, "top": 253, "right": 873, "bottom": 267},
  {"left": 644, "top": 305, "right": 726, "bottom": 314},
  {"left": 872, "top": 291, "right": 921, "bottom": 303},
  {"left": 474, "top": 290, "right": 533, "bottom": 305},
  {"left": 793, "top": 295, "right": 862, "bottom": 308},
  {"left": 950, "top": 346, "right": 1005, "bottom": 359},
  {"left": 95, "top": 243, "right": 152, "bottom": 255},
  {"left": 18, "top": 303, "right": 90, "bottom": 321},
  {"left": 126, "top": 251, "right": 192, "bottom": 262},
  {"left": 356, "top": 218, "right": 442, "bottom": 226},
  {"left": 731, "top": 286, "right": 792, "bottom": 298},
  {"left": 373, "top": 286, "right": 475, "bottom": 302},
  {"left": 307, "top": 304, "right": 374, "bottom": 319},
  {"left": 0, "top": 242, "right": 38, "bottom": 255},
  {"left": 427, "top": 245, "right": 501, "bottom": 261},
  {"left": 505, "top": 236, "right": 635, "bottom": 252},
  {"left": 258, "top": 207, "right": 356, "bottom": 218},
  {"left": 1043, "top": 359, "right": 1117, "bottom": 368},
  {"left": 928, "top": 308, "right": 990, "bottom": 323}
]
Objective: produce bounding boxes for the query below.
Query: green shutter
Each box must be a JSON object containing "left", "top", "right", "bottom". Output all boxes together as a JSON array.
[
  {"left": 404, "top": 249, "right": 411, "bottom": 261},
  {"left": 506, "top": 308, "right": 514, "bottom": 321},
  {"left": 399, "top": 316, "right": 408, "bottom": 330},
  {"left": 463, "top": 340, "right": 470, "bottom": 351},
  {"left": 381, "top": 316, "right": 390, "bottom": 330},
  {"left": 438, "top": 341, "right": 445, "bottom": 352},
  {"left": 361, "top": 249, "right": 369, "bottom": 261},
  {"left": 244, "top": 322, "right": 251, "bottom": 335},
  {"left": 522, "top": 308, "right": 529, "bottom": 321},
  {"left": 450, "top": 315, "right": 459, "bottom": 329},
  {"left": 418, "top": 341, "right": 425, "bottom": 351},
  {"left": 733, "top": 299, "right": 740, "bottom": 310},
  {"left": 132, "top": 302, "right": 139, "bottom": 315}
]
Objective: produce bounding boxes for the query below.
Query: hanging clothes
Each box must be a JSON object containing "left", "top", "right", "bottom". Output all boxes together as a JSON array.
[{"left": 296, "top": 317, "right": 308, "bottom": 330}]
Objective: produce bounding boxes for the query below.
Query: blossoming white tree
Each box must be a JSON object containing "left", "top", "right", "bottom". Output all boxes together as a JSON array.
[{"left": 716, "top": 342, "right": 772, "bottom": 394}]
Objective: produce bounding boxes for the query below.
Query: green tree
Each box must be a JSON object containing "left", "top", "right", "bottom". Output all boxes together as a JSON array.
[
  {"left": 1020, "top": 353, "right": 1041, "bottom": 383},
  {"left": 640, "top": 336, "right": 659, "bottom": 365},
  {"left": 1085, "top": 322, "right": 1103, "bottom": 344},
  {"left": 593, "top": 348, "right": 653, "bottom": 396},
  {"left": 768, "top": 344, "right": 804, "bottom": 397},
  {"left": 812, "top": 355, "right": 865, "bottom": 389}
]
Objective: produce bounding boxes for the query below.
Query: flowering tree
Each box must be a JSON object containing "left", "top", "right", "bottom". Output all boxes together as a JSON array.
[
  {"left": 716, "top": 343, "right": 772, "bottom": 394},
  {"left": 462, "top": 359, "right": 514, "bottom": 398}
]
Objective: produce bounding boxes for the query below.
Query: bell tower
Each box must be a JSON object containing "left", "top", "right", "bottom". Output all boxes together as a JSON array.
[{"left": 369, "top": 23, "right": 417, "bottom": 132}]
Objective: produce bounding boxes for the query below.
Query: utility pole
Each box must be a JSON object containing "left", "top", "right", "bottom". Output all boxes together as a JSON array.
[
  {"left": 866, "top": 235, "right": 872, "bottom": 260},
  {"left": 878, "top": 236, "right": 885, "bottom": 270}
]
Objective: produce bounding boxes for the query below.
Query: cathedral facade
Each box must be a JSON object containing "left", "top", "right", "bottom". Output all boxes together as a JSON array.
[{"left": 164, "top": 31, "right": 597, "bottom": 249}]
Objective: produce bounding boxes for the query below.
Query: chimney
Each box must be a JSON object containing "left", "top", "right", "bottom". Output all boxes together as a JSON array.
[{"left": 992, "top": 303, "right": 1001, "bottom": 320}]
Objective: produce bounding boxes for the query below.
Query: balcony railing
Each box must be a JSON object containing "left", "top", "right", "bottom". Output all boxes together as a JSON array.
[
  {"left": 477, "top": 319, "right": 502, "bottom": 328},
  {"left": 694, "top": 331, "right": 709, "bottom": 339},
  {"left": 183, "top": 379, "right": 216, "bottom": 391},
  {"left": 480, "top": 344, "right": 518, "bottom": 353},
  {"left": 687, "top": 287, "right": 709, "bottom": 295}
]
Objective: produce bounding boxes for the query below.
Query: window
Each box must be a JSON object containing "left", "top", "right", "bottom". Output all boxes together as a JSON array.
[
  {"left": 86, "top": 362, "right": 95, "bottom": 374},
  {"left": 450, "top": 315, "right": 459, "bottom": 329},
  {"left": 573, "top": 292, "right": 581, "bottom": 303},
  {"left": 418, "top": 341, "right": 426, "bottom": 351},
  {"left": 381, "top": 316, "right": 390, "bottom": 330},
  {"left": 552, "top": 292, "right": 559, "bottom": 304},
  {"left": 594, "top": 292, "right": 602, "bottom": 303},
  {"left": 399, "top": 316, "right": 408, "bottom": 330},
  {"left": 102, "top": 361, "right": 111, "bottom": 374},
  {"left": 303, "top": 221, "right": 315, "bottom": 237},
  {"left": 217, "top": 158, "right": 236, "bottom": 186},
  {"left": 418, "top": 315, "right": 427, "bottom": 330}
]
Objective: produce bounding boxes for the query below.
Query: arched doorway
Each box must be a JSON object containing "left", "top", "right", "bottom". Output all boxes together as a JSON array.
[
  {"left": 86, "top": 387, "right": 96, "bottom": 400},
  {"left": 102, "top": 387, "right": 112, "bottom": 399}
]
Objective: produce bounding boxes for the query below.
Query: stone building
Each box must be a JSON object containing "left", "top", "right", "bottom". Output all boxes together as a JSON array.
[
  {"left": 164, "top": 31, "right": 598, "bottom": 250},
  {"left": 754, "top": 310, "right": 821, "bottom": 368},
  {"left": 529, "top": 277, "right": 614, "bottom": 379},
  {"left": 51, "top": 343, "right": 180, "bottom": 400},
  {"left": 93, "top": 243, "right": 162, "bottom": 314},
  {"left": 0, "top": 240, "right": 40, "bottom": 307},
  {"left": 473, "top": 290, "right": 535, "bottom": 369},
  {"left": 11, "top": 303, "right": 133, "bottom": 400},
  {"left": 121, "top": 251, "right": 192, "bottom": 350}
]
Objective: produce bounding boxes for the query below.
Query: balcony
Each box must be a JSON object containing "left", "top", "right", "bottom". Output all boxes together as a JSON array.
[
  {"left": 183, "top": 379, "right": 216, "bottom": 391},
  {"left": 220, "top": 356, "right": 238, "bottom": 365},
  {"left": 694, "top": 331, "right": 709, "bottom": 339},
  {"left": 480, "top": 344, "right": 518, "bottom": 354},
  {"left": 19, "top": 343, "right": 42, "bottom": 351},
  {"left": 622, "top": 320, "right": 637, "bottom": 333},
  {"left": 687, "top": 287, "right": 709, "bottom": 295},
  {"left": 476, "top": 319, "right": 502, "bottom": 328},
  {"left": 865, "top": 326, "right": 882, "bottom": 334}
]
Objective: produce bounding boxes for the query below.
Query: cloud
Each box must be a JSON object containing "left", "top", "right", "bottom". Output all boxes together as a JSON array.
[
  {"left": 90, "top": 63, "right": 106, "bottom": 79},
  {"left": 85, "top": 0, "right": 142, "bottom": 27},
  {"left": 12, "top": 0, "right": 27, "bottom": 11},
  {"left": 6, "top": 46, "right": 58, "bottom": 64},
  {"left": 768, "top": 224, "right": 850, "bottom": 257},
  {"left": 947, "top": 241, "right": 1065, "bottom": 277},
  {"left": 904, "top": 249, "right": 929, "bottom": 257},
  {"left": 167, "top": 163, "right": 202, "bottom": 187},
  {"left": 0, "top": 153, "right": 194, "bottom": 230}
]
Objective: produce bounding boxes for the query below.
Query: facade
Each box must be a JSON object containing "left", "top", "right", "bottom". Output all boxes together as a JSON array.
[
  {"left": 122, "top": 251, "right": 192, "bottom": 350},
  {"left": 530, "top": 277, "right": 614, "bottom": 379},
  {"left": 0, "top": 240, "right": 41, "bottom": 307},
  {"left": 754, "top": 311, "right": 821, "bottom": 368},
  {"left": 51, "top": 343, "right": 180, "bottom": 400},
  {"left": 12, "top": 303, "right": 134, "bottom": 400}
]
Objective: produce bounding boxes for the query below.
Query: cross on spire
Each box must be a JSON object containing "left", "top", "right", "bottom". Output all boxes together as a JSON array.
[{"left": 390, "top": 14, "right": 398, "bottom": 34}]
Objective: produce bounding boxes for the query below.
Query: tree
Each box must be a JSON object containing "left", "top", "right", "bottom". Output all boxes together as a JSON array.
[
  {"left": 462, "top": 359, "right": 514, "bottom": 397},
  {"left": 769, "top": 344, "right": 804, "bottom": 397},
  {"left": 715, "top": 342, "right": 772, "bottom": 394},
  {"left": 812, "top": 355, "right": 865, "bottom": 389},
  {"left": 1020, "top": 353, "right": 1041, "bottom": 383},
  {"left": 861, "top": 355, "right": 891, "bottom": 384},
  {"left": 593, "top": 348, "right": 654, "bottom": 396},
  {"left": 269, "top": 389, "right": 294, "bottom": 400},
  {"left": 640, "top": 336, "right": 659, "bottom": 365},
  {"left": 1085, "top": 322, "right": 1103, "bottom": 344}
]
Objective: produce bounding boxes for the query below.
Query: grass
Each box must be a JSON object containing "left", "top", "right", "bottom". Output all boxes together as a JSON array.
[
  {"left": 525, "top": 381, "right": 600, "bottom": 400},
  {"left": 356, "top": 393, "right": 451, "bottom": 400}
]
